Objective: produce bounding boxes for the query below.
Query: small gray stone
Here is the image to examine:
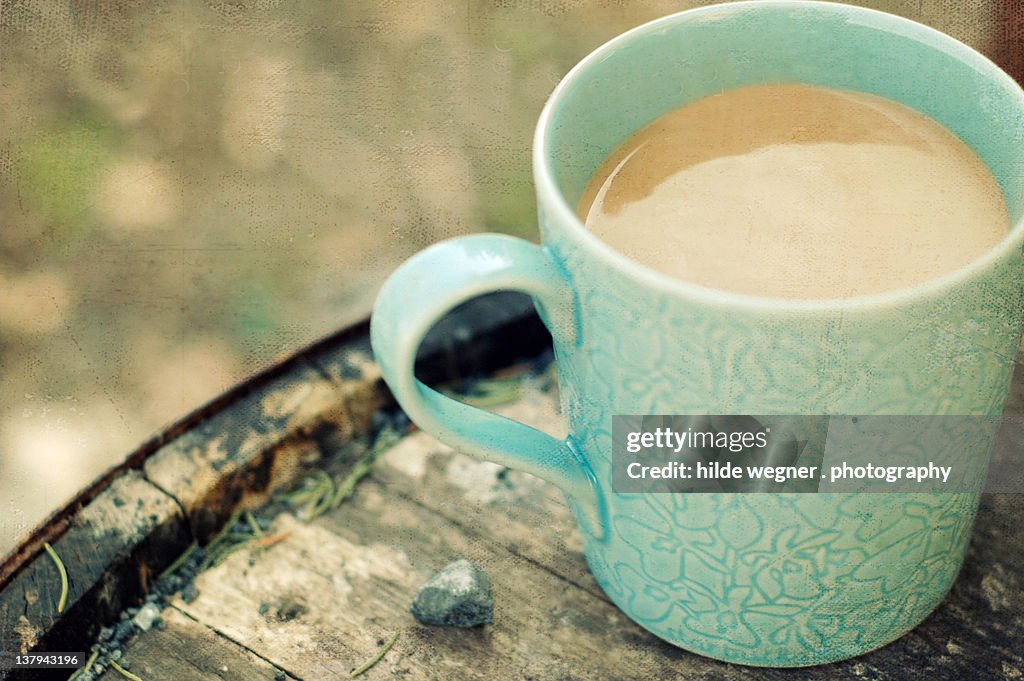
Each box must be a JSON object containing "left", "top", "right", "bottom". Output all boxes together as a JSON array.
[
  {"left": 132, "top": 603, "right": 161, "bottom": 632},
  {"left": 411, "top": 559, "right": 493, "bottom": 627},
  {"left": 181, "top": 583, "right": 200, "bottom": 604},
  {"left": 113, "top": 621, "right": 133, "bottom": 641}
]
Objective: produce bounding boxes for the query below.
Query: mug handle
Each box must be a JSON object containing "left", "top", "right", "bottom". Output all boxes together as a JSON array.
[{"left": 371, "top": 234, "right": 604, "bottom": 537}]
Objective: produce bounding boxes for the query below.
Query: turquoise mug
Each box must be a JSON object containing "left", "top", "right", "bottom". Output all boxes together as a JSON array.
[{"left": 371, "top": 1, "right": 1024, "bottom": 667}]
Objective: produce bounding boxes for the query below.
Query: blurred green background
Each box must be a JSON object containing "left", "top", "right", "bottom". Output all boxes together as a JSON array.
[{"left": 0, "top": 0, "right": 1017, "bottom": 553}]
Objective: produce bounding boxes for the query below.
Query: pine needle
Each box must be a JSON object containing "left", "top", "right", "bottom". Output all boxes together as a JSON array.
[
  {"left": 110, "top": 660, "right": 144, "bottom": 681},
  {"left": 350, "top": 631, "right": 399, "bottom": 678},
  {"left": 245, "top": 511, "right": 264, "bottom": 537},
  {"left": 68, "top": 650, "right": 98, "bottom": 680},
  {"left": 42, "top": 542, "right": 68, "bottom": 614}
]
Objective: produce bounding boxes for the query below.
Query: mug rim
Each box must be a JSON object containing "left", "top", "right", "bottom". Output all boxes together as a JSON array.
[{"left": 532, "top": 0, "right": 1024, "bottom": 313}]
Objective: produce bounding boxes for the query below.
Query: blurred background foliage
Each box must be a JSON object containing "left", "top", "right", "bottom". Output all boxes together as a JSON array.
[{"left": 0, "top": 0, "right": 1016, "bottom": 552}]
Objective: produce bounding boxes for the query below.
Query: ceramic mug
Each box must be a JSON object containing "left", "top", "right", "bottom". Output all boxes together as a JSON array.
[{"left": 371, "top": 1, "right": 1024, "bottom": 667}]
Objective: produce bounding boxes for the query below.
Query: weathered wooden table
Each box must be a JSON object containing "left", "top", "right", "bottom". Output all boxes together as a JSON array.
[{"left": 1, "top": 294, "right": 1022, "bottom": 680}]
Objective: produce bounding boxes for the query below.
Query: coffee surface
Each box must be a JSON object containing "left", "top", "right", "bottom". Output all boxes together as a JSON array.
[{"left": 578, "top": 84, "right": 1010, "bottom": 299}]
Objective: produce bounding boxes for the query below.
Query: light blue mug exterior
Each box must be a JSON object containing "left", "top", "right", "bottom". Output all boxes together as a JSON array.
[{"left": 371, "top": 1, "right": 1024, "bottom": 667}]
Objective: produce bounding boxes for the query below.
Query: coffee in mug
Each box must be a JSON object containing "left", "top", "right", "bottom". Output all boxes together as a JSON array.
[{"left": 578, "top": 83, "right": 1010, "bottom": 299}]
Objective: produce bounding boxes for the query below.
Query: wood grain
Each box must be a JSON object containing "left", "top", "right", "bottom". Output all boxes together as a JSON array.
[
  {"left": 94, "top": 607, "right": 295, "bottom": 681},
  {"left": 0, "top": 473, "right": 189, "bottom": 680}
]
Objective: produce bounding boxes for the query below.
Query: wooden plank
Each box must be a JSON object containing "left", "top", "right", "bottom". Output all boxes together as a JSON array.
[
  {"left": 0, "top": 473, "right": 189, "bottom": 679},
  {"left": 143, "top": 359, "right": 383, "bottom": 541},
  {"left": 174, "top": 512, "right": 412, "bottom": 679},
  {"left": 171, "top": 498, "right": 721, "bottom": 681},
  {"left": 94, "top": 607, "right": 294, "bottom": 681}
]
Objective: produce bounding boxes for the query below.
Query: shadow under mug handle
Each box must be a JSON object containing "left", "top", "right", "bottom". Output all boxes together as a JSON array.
[{"left": 370, "top": 234, "right": 604, "bottom": 538}]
